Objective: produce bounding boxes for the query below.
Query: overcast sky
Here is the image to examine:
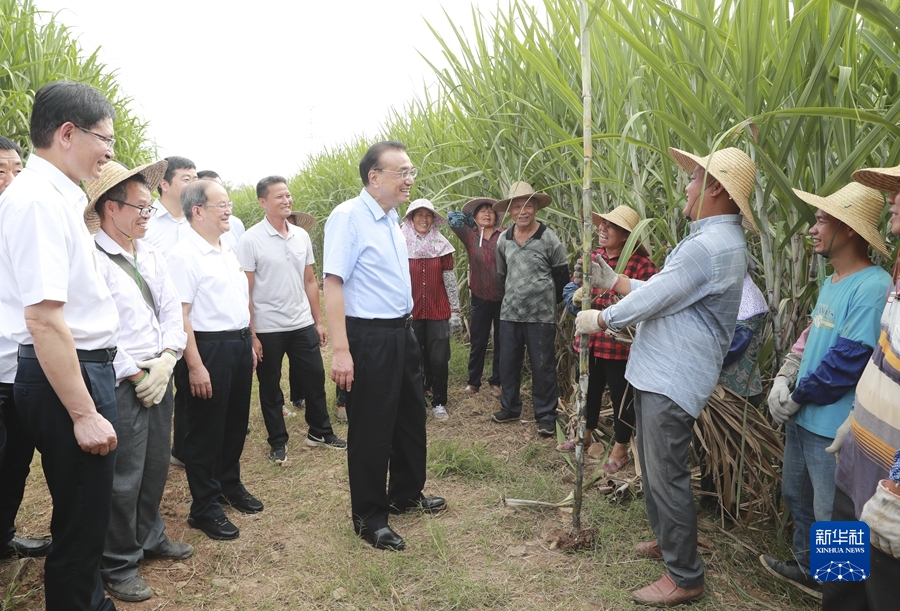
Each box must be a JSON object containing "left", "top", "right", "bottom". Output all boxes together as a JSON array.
[{"left": 34, "top": 0, "right": 544, "bottom": 186}]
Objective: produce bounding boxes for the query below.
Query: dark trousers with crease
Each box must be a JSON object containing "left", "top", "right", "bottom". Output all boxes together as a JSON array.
[
  {"left": 0, "top": 383, "right": 35, "bottom": 547},
  {"left": 174, "top": 335, "right": 253, "bottom": 521},
  {"left": 466, "top": 296, "right": 501, "bottom": 388},
  {"left": 255, "top": 325, "right": 334, "bottom": 448},
  {"left": 345, "top": 318, "right": 427, "bottom": 533},
  {"left": 15, "top": 357, "right": 118, "bottom": 611}
]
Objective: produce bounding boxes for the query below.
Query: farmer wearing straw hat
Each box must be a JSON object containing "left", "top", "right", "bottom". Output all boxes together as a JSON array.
[
  {"left": 0, "top": 135, "right": 53, "bottom": 562},
  {"left": 84, "top": 160, "right": 194, "bottom": 602},
  {"left": 817, "top": 163, "right": 900, "bottom": 610},
  {"left": 490, "top": 182, "right": 569, "bottom": 438},
  {"left": 559, "top": 205, "right": 658, "bottom": 472},
  {"left": 760, "top": 183, "right": 892, "bottom": 599},
  {"left": 0, "top": 81, "right": 120, "bottom": 611},
  {"left": 448, "top": 197, "right": 506, "bottom": 399},
  {"left": 576, "top": 146, "right": 755, "bottom": 605}
]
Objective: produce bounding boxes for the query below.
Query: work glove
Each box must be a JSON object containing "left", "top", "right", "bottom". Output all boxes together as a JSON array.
[
  {"left": 590, "top": 259, "right": 619, "bottom": 292},
  {"left": 134, "top": 352, "right": 176, "bottom": 407},
  {"left": 825, "top": 415, "right": 852, "bottom": 460},
  {"left": 449, "top": 312, "right": 463, "bottom": 335},
  {"left": 575, "top": 310, "right": 603, "bottom": 336},
  {"left": 766, "top": 352, "right": 802, "bottom": 425},
  {"left": 572, "top": 258, "right": 583, "bottom": 285},
  {"left": 860, "top": 480, "right": 900, "bottom": 559},
  {"left": 769, "top": 395, "right": 801, "bottom": 426},
  {"left": 572, "top": 285, "right": 588, "bottom": 306}
]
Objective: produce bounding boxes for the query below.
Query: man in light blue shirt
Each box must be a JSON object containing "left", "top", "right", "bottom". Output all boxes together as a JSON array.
[
  {"left": 576, "top": 147, "right": 756, "bottom": 606},
  {"left": 323, "top": 141, "right": 445, "bottom": 552}
]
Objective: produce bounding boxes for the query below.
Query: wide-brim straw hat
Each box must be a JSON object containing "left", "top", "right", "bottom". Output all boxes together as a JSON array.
[
  {"left": 592, "top": 205, "right": 640, "bottom": 232},
  {"left": 493, "top": 181, "right": 552, "bottom": 213},
  {"left": 462, "top": 197, "right": 503, "bottom": 226},
  {"left": 83, "top": 160, "right": 168, "bottom": 235},
  {"left": 288, "top": 210, "right": 316, "bottom": 231},
  {"left": 792, "top": 183, "right": 889, "bottom": 257},
  {"left": 668, "top": 147, "right": 758, "bottom": 233},
  {"left": 852, "top": 164, "right": 900, "bottom": 194},
  {"left": 404, "top": 198, "right": 446, "bottom": 226}
]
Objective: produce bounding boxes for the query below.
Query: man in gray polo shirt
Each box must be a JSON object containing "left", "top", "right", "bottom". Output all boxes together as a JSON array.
[
  {"left": 490, "top": 182, "right": 568, "bottom": 437},
  {"left": 238, "top": 176, "right": 345, "bottom": 465}
]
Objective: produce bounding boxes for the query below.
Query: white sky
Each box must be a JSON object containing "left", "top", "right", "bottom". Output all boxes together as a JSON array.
[{"left": 34, "top": 0, "right": 544, "bottom": 186}]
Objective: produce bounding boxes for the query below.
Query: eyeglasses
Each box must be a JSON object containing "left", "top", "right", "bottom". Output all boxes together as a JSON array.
[
  {"left": 374, "top": 167, "right": 418, "bottom": 180},
  {"left": 74, "top": 125, "right": 116, "bottom": 150},
  {"left": 112, "top": 200, "right": 157, "bottom": 217},
  {"left": 202, "top": 201, "right": 234, "bottom": 211}
]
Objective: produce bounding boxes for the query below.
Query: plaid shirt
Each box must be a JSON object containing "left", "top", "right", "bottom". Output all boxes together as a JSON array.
[{"left": 573, "top": 249, "right": 658, "bottom": 359}]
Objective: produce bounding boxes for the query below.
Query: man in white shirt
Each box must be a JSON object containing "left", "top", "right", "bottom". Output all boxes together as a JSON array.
[
  {"left": 0, "top": 135, "right": 52, "bottom": 561},
  {"left": 143, "top": 155, "right": 197, "bottom": 257},
  {"left": 0, "top": 81, "right": 120, "bottom": 611},
  {"left": 197, "top": 170, "right": 245, "bottom": 250},
  {"left": 238, "top": 176, "right": 345, "bottom": 466},
  {"left": 84, "top": 160, "right": 193, "bottom": 602},
  {"left": 168, "top": 179, "right": 260, "bottom": 541}
]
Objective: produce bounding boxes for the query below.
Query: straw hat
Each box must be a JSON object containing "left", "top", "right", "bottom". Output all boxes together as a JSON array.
[
  {"left": 791, "top": 182, "right": 888, "bottom": 257},
  {"left": 288, "top": 210, "right": 316, "bottom": 231},
  {"left": 592, "top": 205, "right": 640, "bottom": 232},
  {"left": 668, "top": 147, "right": 758, "bottom": 233},
  {"left": 852, "top": 163, "right": 900, "bottom": 194},
  {"left": 462, "top": 197, "right": 502, "bottom": 226},
  {"left": 493, "top": 181, "right": 552, "bottom": 213},
  {"left": 404, "top": 198, "right": 446, "bottom": 226},
  {"left": 83, "top": 160, "right": 168, "bottom": 235}
]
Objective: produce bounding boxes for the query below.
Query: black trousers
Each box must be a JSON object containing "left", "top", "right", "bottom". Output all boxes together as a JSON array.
[
  {"left": 345, "top": 319, "right": 427, "bottom": 532},
  {"left": 466, "top": 296, "right": 501, "bottom": 388},
  {"left": 256, "top": 325, "right": 334, "bottom": 448},
  {"left": 585, "top": 356, "right": 633, "bottom": 444},
  {"left": 822, "top": 486, "right": 900, "bottom": 611},
  {"left": 498, "top": 320, "right": 559, "bottom": 424},
  {"left": 0, "top": 382, "right": 35, "bottom": 547},
  {"left": 15, "top": 357, "right": 118, "bottom": 611},
  {"left": 174, "top": 335, "right": 253, "bottom": 521},
  {"left": 411, "top": 319, "right": 450, "bottom": 407}
]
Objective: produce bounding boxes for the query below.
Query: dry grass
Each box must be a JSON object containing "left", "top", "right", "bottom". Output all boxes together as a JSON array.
[{"left": 2, "top": 340, "right": 818, "bottom": 610}]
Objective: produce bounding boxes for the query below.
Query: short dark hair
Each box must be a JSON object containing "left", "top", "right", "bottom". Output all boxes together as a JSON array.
[
  {"left": 159, "top": 156, "right": 196, "bottom": 195},
  {"left": 0, "top": 136, "right": 24, "bottom": 158},
  {"left": 181, "top": 179, "right": 212, "bottom": 221},
  {"left": 256, "top": 175, "right": 288, "bottom": 199},
  {"left": 359, "top": 140, "right": 407, "bottom": 186},
  {"left": 197, "top": 170, "right": 220, "bottom": 180},
  {"left": 94, "top": 174, "right": 150, "bottom": 220},
  {"left": 30, "top": 81, "right": 116, "bottom": 149}
]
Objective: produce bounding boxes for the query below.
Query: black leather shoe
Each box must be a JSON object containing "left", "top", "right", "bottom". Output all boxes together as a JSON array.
[
  {"left": 2, "top": 536, "right": 52, "bottom": 558},
  {"left": 358, "top": 526, "right": 406, "bottom": 551},
  {"left": 390, "top": 495, "right": 447, "bottom": 515},
  {"left": 187, "top": 515, "right": 240, "bottom": 540},
  {"left": 221, "top": 492, "right": 264, "bottom": 514}
]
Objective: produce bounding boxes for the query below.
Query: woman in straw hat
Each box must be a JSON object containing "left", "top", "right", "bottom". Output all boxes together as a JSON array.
[
  {"left": 447, "top": 197, "right": 506, "bottom": 398},
  {"left": 761, "top": 182, "right": 892, "bottom": 599},
  {"left": 401, "top": 199, "right": 461, "bottom": 421},
  {"left": 558, "top": 205, "right": 657, "bottom": 474},
  {"left": 817, "top": 164, "right": 900, "bottom": 610}
]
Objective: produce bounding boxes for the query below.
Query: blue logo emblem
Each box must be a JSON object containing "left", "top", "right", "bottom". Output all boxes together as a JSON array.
[{"left": 810, "top": 521, "right": 870, "bottom": 582}]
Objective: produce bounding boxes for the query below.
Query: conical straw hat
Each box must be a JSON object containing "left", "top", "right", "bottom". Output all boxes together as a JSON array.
[
  {"left": 852, "top": 164, "right": 900, "bottom": 194},
  {"left": 791, "top": 182, "right": 888, "bottom": 257},
  {"left": 83, "top": 160, "right": 168, "bottom": 235},
  {"left": 669, "top": 147, "right": 758, "bottom": 233},
  {"left": 288, "top": 210, "right": 316, "bottom": 231},
  {"left": 592, "top": 205, "right": 641, "bottom": 232},
  {"left": 493, "top": 181, "right": 552, "bottom": 213}
]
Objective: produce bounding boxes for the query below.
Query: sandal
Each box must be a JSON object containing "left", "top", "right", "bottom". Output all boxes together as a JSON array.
[
  {"left": 603, "top": 455, "right": 631, "bottom": 474},
  {"left": 556, "top": 438, "right": 592, "bottom": 453}
]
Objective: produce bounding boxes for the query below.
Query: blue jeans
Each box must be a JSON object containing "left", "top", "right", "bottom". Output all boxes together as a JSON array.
[{"left": 782, "top": 420, "right": 836, "bottom": 570}]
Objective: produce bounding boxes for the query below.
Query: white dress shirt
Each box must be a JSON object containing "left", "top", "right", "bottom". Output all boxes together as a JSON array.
[
  {"left": 220, "top": 214, "right": 246, "bottom": 251},
  {"left": 95, "top": 229, "right": 187, "bottom": 384},
  {"left": 144, "top": 202, "right": 192, "bottom": 258},
  {"left": 0, "top": 154, "right": 119, "bottom": 350},
  {"left": 167, "top": 227, "right": 250, "bottom": 332}
]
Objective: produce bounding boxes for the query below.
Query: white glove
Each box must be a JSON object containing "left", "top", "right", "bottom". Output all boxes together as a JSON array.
[
  {"left": 825, "top": 415, "right": 852, "bottom": 459},
  {"left": 590, "top": 259, "right": 619, "bottom": 292},
  {"left": 134, "top": 352, "right": 176, "bottom": 407},
  {"left": 767, "top": 376, "right": 791, "bottom": 422},
  {"left": 860, "top": 480, "right": 900, "bottom": 559},
  {"left": 770, "top": 395, "right": 801, "bottom": 426},
  {"left": 575, "top": 310, "right": 603, "bottom": 336},
  {"left": 449, "top": 313, "right": 463, "bottom": 335}
]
